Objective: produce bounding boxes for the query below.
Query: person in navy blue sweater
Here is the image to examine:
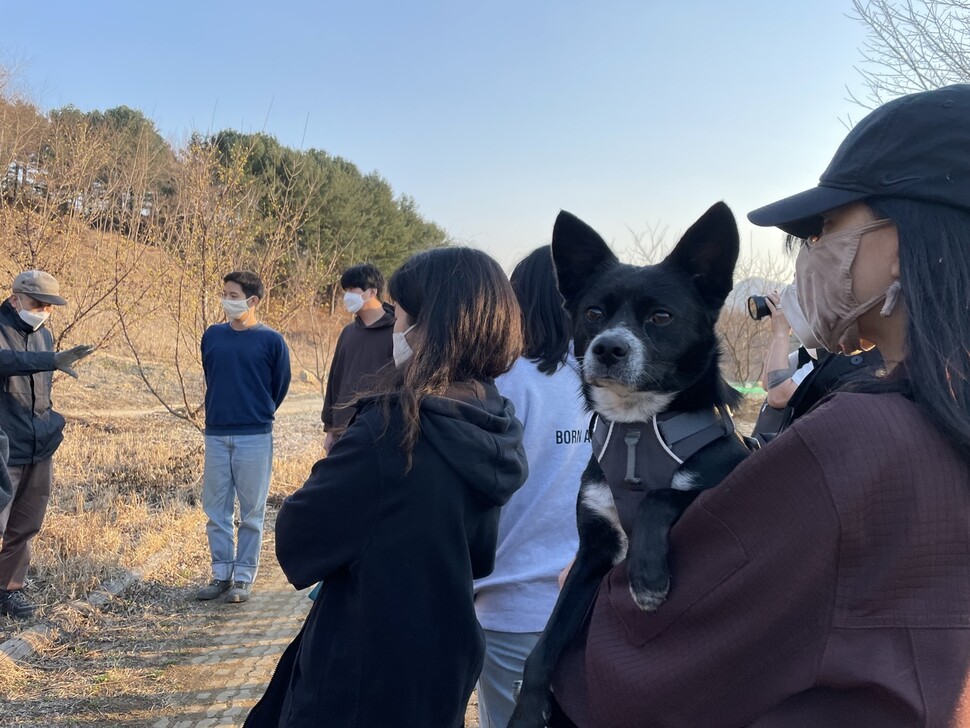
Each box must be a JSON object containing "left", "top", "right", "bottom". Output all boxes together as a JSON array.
[{"left": 197, "top": 271, "right": 290, "bottom": 604}]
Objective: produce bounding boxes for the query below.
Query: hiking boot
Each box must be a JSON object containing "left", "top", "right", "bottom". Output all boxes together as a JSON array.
[
  {"left": 224, "top": 581, "right": 252, "bottom": 604},
  {"left": 0, "top": 589, "right": 36, "bottom": 620},
  {"left": 195, "top": 579, "right": 232, "bottom": 601}
]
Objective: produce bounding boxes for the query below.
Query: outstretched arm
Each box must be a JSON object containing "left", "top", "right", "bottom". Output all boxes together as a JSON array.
[{"left": 0, "top": 349, "right": 56, "bottom": 376}]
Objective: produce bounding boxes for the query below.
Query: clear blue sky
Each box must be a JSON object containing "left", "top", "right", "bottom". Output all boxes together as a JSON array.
[{"left": 6, "top": 1, "right": 870, "bottom": 270}]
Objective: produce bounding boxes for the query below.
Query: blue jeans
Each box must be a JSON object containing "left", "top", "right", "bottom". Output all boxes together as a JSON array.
[
  {"left": 477, "top": 629, "right": 541, "bottom": 728},
  {"left": 202, "top": 433, "right": 273, "bottom": 584}
]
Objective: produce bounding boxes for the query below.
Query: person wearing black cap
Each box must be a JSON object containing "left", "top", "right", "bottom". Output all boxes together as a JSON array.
[
  {"left": 0, "top": 270, "right": 94, "bottom": 620},
  {"left": 541, "top": 86, "right": 970, "bottom": 728}
]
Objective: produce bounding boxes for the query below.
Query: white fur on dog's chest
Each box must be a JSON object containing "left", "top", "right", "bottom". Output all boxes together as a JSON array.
[
  {"left": 589, "top": 386, "right": 675, "bottom": 423},
  {"left": 579, "top": 480, "right": 629, "bottom": 564}
]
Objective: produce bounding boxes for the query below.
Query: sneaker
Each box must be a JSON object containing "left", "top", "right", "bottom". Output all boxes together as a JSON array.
[
  {"left": 224, "top": 581, "right": 252, "bottom": 604},
  {"left": 195, "top": 579, "right": 232, "bottom": 601},
  {"left": 0, "top": 588, "right": 36, "bottom": 620}
]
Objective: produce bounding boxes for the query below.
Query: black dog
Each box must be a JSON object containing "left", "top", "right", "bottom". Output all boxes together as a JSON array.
[{"left": 508, "top": 202, "right": 752, "bottom": 728}]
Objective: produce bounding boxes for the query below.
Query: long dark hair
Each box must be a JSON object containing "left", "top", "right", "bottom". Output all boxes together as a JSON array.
[
  {"left": 368, "top": 247, "right": 522, "bottom": 467},
  {"left": 510, "top": 246, "right": 571, "bottom": 375},
  {"left": 864, "top": 197, "right": 970, "bottom": 458}
]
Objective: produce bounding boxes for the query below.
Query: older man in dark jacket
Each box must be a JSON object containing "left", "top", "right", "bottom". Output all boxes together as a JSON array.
[{"left": 0, "top": 271, "right": 92, "bottom": 620}]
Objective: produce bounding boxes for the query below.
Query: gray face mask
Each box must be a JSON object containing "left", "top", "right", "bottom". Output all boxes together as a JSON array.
[{"left": 392, "top": 324, "right": 416, "bottom": 367}]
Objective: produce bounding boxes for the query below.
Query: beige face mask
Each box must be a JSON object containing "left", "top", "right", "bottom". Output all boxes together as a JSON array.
[{"left": 795, "top": 218, "right": 899, "bottom": 352}]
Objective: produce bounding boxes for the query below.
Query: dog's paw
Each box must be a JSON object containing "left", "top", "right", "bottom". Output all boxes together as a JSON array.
[{"left": 629, "top": 578, "right": 669, "bottom": 612}]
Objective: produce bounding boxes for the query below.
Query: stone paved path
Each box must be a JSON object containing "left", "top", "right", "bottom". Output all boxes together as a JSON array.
[
  {"left": 148, "top": 522, "right": 480, "bottom": 728},
  {"left": 151, "top": 527, "right": 311, "bottom": 728}
]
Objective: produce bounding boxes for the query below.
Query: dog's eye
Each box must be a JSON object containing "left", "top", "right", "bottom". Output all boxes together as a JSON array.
[
  {"left": 649, "top": 311, "right": 673, "bottom": 326},
  {"left": 585, "top": 307, "right": 604, "bottom": 323}
]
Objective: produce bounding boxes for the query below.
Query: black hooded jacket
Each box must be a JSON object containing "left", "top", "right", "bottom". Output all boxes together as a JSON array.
[
  {"left": 246, "top": 379, "right": 527, "bottom": 728},
  {"left": 0, "top": 300, "right": 64, "bottom": 466}
]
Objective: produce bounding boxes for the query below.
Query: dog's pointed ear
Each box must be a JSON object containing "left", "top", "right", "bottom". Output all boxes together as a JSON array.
[
  {"left": 551, "top": 211, "right": 619, "bottom": 307},
  {"left": 663, "top": 202, "right": 739, "bottom": 308}
]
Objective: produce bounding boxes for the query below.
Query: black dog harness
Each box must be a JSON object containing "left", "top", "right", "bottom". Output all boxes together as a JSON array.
[{"left": 590, "top": 407, "right": 736, "bottom": 536}]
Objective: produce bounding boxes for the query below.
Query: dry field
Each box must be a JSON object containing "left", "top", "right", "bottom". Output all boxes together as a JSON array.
[{"left": 0, "top": 313, "right": 331, "bottom": 725}]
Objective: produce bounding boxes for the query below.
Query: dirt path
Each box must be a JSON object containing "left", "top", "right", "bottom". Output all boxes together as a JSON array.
[
  {"left": 148, "top": 522, "right": 311, "bottom": 727},
  {"left": 0, "top": 515, "right": 312, "bottom": 728},
  {"left": 1, "top": 514, "right": 480, "bottom": 727},
  {"left": 148, "top": 520, "right": 480, "bottom": 728}
]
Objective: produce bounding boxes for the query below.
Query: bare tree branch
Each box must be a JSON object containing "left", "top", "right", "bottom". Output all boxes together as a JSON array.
[{"left": 849, "top": 0, "right": 970, "bottom": 108}]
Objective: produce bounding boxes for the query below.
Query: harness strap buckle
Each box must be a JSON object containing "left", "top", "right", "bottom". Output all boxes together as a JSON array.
[{"left": 623, "top": 429, "right": 642, "bottom": 485}]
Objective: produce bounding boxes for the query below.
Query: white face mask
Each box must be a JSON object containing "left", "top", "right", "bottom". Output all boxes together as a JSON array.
[
  {"left": 343, "top": 291, "right": 365, "bottom": 314},
  {"left": 779, "top": 283, "right": 825, "bottom": 351},
  {"left": 18, "top": 307, "right": 49, "bottom": 331},
  {"left": 222, "top": 297, "right": 252, "bottom": 320},
  {"left": 16, "top": 295, "right": 50, "bottom": 330},
  {"left": 393, "top": 324, "right": 416, "bottom": 367}
]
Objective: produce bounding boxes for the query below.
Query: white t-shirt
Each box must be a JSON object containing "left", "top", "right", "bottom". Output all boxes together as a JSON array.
[
  {"left": 473, "top": 354, "right": 591, "bottom": 633},
  {"left": 791, "top": 361, "right": 815, "bottom": 386}
]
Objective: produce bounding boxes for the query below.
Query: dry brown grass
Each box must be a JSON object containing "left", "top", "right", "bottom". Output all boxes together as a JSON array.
[
  {"left": 0, "top": 318, "right": 328, "bottom": 656},
  {"left": 0, "top": 580, "right": 219, "bottom": 726},
  {"left": 35, "top": 414, "right": 208, "bottom": 601},
  {"left": 9, "top": 402, "right": 325, "bottom": 614},
  {"left": 0, "top": 205, "right": 351, "bottom": 721},
  {"left": 0, "top": 401, "right": 323, "bottom": 720}
]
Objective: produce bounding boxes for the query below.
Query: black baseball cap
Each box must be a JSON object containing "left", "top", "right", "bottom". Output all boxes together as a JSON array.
[{"left": 748, "top": 84, "right": 970, "bottom": 239}]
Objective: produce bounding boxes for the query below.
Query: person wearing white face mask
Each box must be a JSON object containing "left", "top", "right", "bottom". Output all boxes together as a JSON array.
[
  {"left": 197, "top": 271, "right": 291, "bottom": 605},
  {"left": 321, "top": 263, "right": 395, "bottom": 453},
  {"left": 246, "top": 247, "right": 527, "bottom": 728},
  {"left": 0, "top": 270, "right": 95, "bottom": 620},
  {"left": 750, "top": 283, "right": 882, "bottom": 446},
  {"left": 391, "top": 322, "right": 415, "bottom": 367}
]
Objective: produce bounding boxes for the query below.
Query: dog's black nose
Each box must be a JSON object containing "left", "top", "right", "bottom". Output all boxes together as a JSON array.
[{"left": 592, "top": 336, "right": 629, "bottom": 366}]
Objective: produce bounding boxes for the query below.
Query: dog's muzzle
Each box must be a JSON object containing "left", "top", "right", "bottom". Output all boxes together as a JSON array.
[
  {"left": 584, "top": 329, "right": 645, "bottom": 388},
  {"left": 591, "top": 333, "right": 629, "bottom": 367}
]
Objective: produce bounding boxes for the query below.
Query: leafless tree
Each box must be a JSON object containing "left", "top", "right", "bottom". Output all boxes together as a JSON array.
[
  {"left": 623, "top": 221, "right": 671, "bottom": 267},
  {"left": 114, "top": 135, "right": 344, "bottom": 430},
  {"left": 0, "top": 90, "right": 154, "bottom": 352},
  {"left": 113, "top": 138, "right": 258, "bottom": 429},
  {"left": 623, "top": 222, "right": 793, "bottom": 384},
  {"left": 849, "top": 0, "right": 970, "bottom": 107}
]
